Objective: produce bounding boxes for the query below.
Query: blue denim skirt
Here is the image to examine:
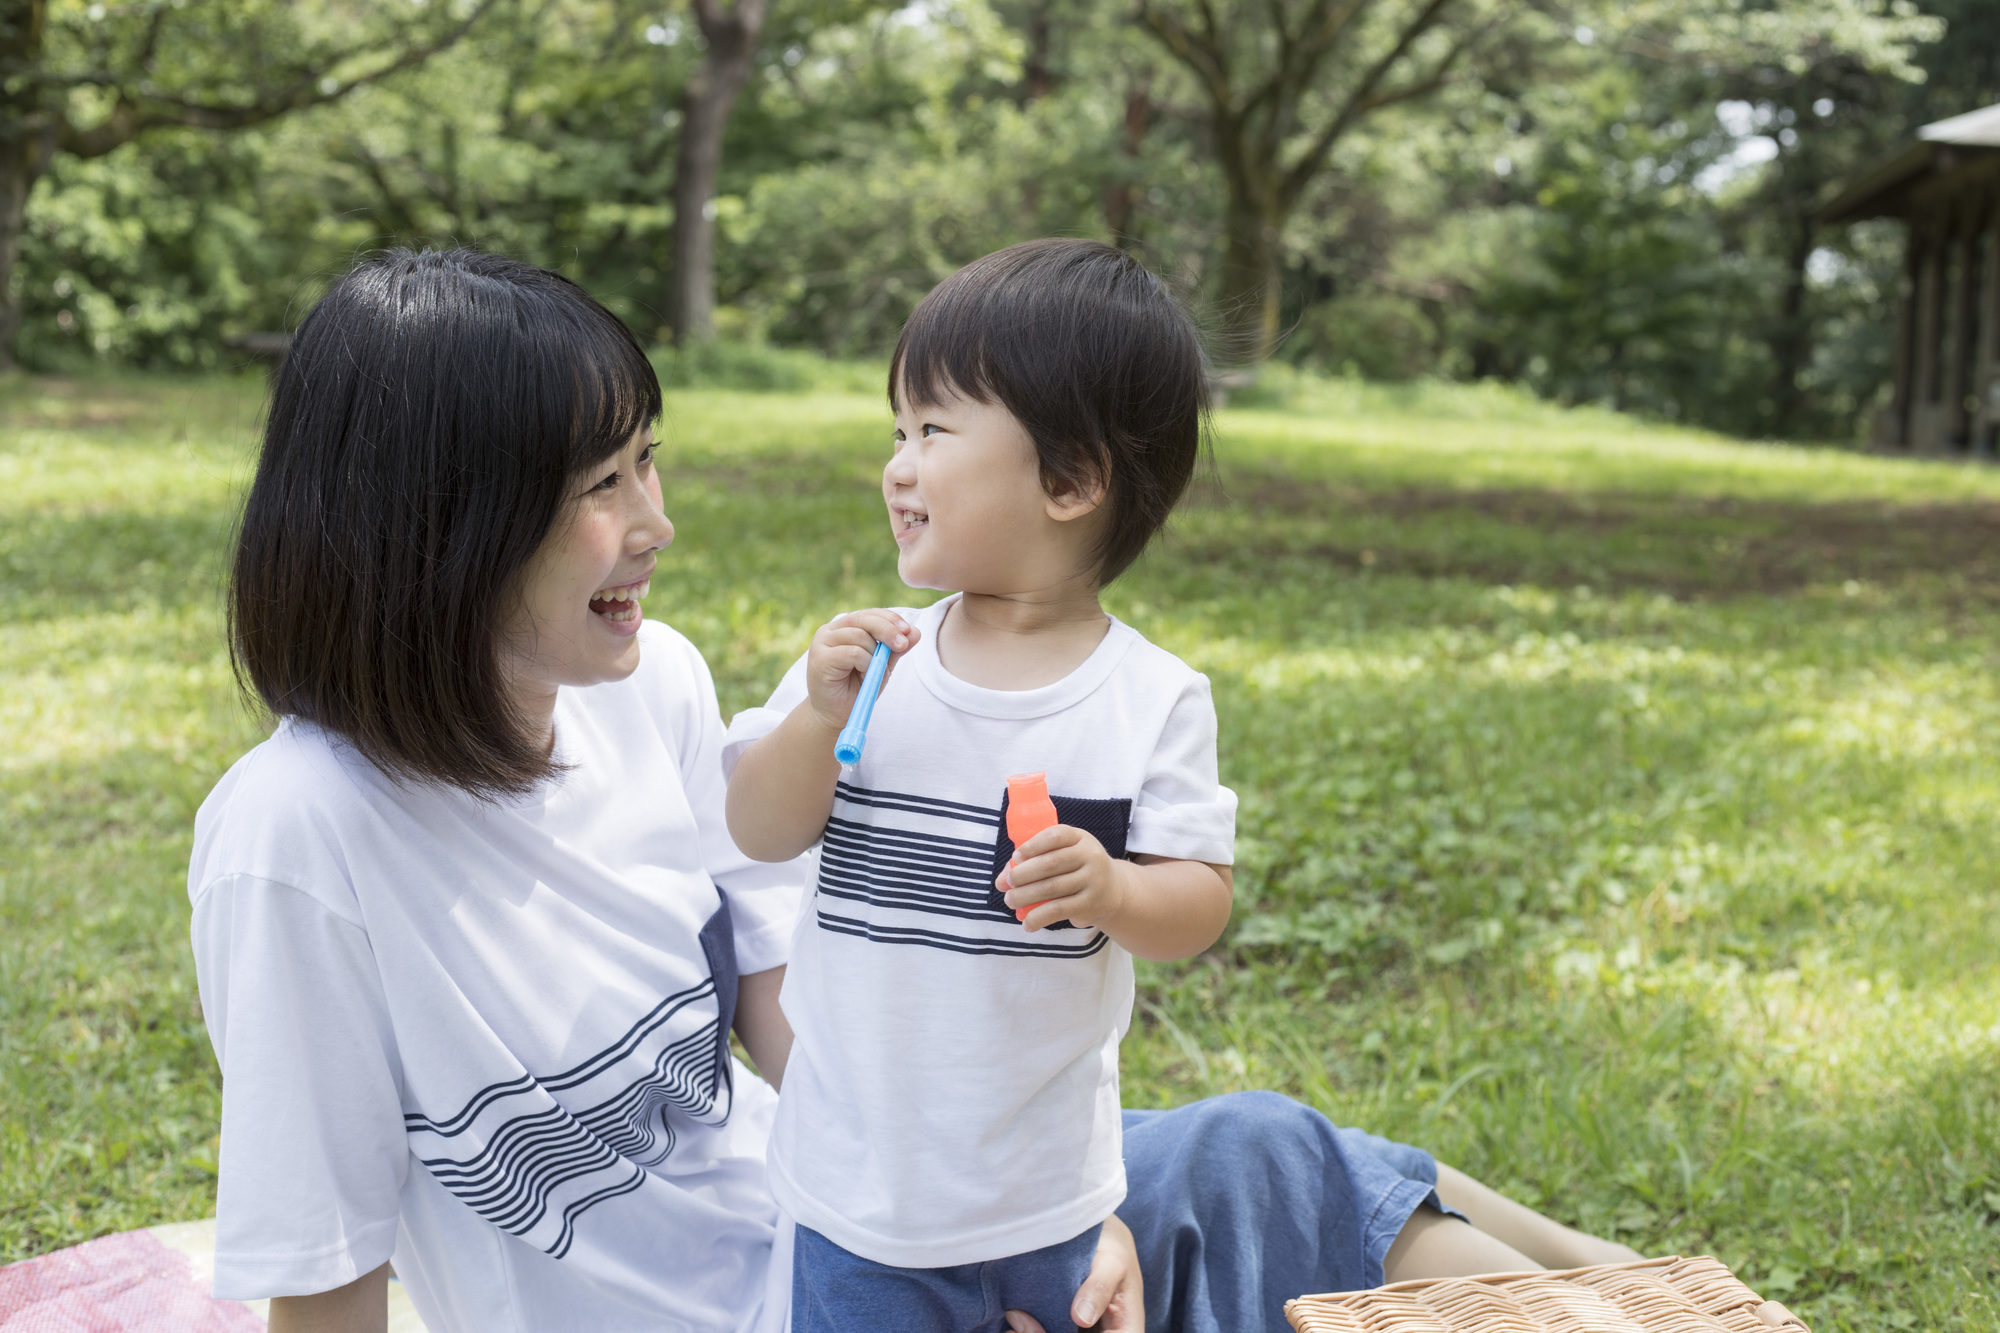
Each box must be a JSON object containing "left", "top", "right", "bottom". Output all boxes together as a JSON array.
[{"left": 1119, "top": 1092, "right": 1456, "bottom": 1333}]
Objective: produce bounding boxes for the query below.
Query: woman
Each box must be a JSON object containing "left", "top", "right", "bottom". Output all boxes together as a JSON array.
[{"left": 190, "top": 249, "right": 1633, "bottom": 1333}]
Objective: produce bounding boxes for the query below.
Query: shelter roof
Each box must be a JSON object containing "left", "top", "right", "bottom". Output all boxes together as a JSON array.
[{"left": 1819, "top": 102, "right": 2000, "bottom": 224}]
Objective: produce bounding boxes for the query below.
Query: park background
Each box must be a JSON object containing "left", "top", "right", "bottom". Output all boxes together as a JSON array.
[{"left": 4, "top": 0, "right": 2000, "bottom": 1329}]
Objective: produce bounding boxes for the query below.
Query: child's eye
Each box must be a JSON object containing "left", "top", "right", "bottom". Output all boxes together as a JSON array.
[{"left": 921, "top": 423, "right": 943, "bottom": 437}]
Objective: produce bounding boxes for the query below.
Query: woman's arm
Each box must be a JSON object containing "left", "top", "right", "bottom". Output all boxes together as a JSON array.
[
  {"left": 267, "top": 1265, "right": 389, "bottom": 1333},
  {"left": 733, "top": 965, "right": 794, "bottom": 1089}
]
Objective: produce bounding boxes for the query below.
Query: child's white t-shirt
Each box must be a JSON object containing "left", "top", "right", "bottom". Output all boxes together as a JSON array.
[
  {"left": 187, "top": 622, "right": 805, "bottom": 1333},
  {"left": 721, "top": 594, "right": 1237, "bottom": 1268}
]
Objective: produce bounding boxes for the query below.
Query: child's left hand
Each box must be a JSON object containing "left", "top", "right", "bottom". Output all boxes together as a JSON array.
[{"left": 999, "top": 826, "right": 1131, "bottom": 933}]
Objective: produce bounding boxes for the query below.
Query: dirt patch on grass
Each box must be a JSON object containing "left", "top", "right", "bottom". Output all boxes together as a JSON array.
[
  {"left": 1184, "top": 476, "right": 2000, "bottom": 598},
  {"left": 0, "top": 377, "right": 169, "bottom": 433}
]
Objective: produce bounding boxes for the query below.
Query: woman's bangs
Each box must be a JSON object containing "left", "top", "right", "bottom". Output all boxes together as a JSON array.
[{"left": 567, "top": 319, "right": 664, "bottom": 472}]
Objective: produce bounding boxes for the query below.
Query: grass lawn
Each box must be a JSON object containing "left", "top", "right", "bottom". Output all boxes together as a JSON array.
[{"left": 3, "top": 369, "right": 1997, "bottom": 1330}]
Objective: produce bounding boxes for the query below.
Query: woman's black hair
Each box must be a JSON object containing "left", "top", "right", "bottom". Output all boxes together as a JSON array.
[
  {"left": 889, "top": 238, "right": 1209, "bottom": 584},
  {"left": 229, "top": 247, "right": 661, "bottom": 798}
]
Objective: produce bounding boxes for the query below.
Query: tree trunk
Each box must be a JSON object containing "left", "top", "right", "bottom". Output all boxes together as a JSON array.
[
  {"left": 1103, "top": 86, "right": 1150, "bottom": 250},
  {"left": 1215, "top": 189, "right": 1282, "bottom": 364},
  {"left": 667, "top": 0, "right": 766, "bottom": 345},
  {"left": 1766, "top": 213, "right": 1815, "bottom": 438},
  {"left": 0, "top": 126, "right": 53, "bottom": 372},
  {"left": 1019, "top": 0, "right": 1054, "bottom": 101},
  {"left": 0, "top": 0, "right": 49, "bottom": 371}
]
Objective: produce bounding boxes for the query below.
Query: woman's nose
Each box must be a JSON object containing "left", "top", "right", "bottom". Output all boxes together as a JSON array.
[{"left": 629, "top": 489, "right": 674, "bottom": 553}]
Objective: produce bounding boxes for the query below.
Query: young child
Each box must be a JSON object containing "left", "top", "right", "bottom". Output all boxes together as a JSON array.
[{"left": 722, "top": 239, "right": 1235, "bottom": 1333}]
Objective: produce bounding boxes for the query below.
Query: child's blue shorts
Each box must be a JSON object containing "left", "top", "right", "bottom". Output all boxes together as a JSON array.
[{"left": 792, "top": 1221, "right": 1103, "bottom": 1333}]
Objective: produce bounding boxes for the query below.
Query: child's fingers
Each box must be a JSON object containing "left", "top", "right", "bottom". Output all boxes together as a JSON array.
[
  {"left": 814, "top": 627, "right": 885, "bottom": 675},
  {"left": 1005, "top": 863, "right": 1096, "bottom": 913},
  {"left": 1018, "top": 890, "right": 1088, "bottom": 932},
  {"left": 1016, "top": 825, "right": 1089, "bottom": 859},
  {"left": 831, "top": 608, "right": 917, "bottom": 654},
  {"left": 1003, "top": 851, "right": 1082, "bottom": 897},
  {"left": 1005, "top": 836, "right": 1096, "bottom": 892}
]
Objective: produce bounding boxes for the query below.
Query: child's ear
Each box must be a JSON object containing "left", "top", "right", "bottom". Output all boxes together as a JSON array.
[{"left": 1044, "top": 455, "right": 1109, "bottom": 524}]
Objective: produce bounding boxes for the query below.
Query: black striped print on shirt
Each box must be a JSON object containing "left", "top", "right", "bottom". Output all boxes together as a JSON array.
[
  {"left": 402, "top": 901, "right": 738, "bottom": 1258},
  {"left": 816, "top": 781, "right": 1130, "bottom": 959}
]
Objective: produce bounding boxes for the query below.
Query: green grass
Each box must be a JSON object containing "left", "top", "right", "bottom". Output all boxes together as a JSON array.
[{"left": 4, "top": 370, "right": 1997, "bottom": 1329}]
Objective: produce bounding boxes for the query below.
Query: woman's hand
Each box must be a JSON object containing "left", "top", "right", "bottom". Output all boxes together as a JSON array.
[
  {"left": 803, "top": 609, "right": 917, "bottom": 732},
  {"left": 1003, "top": 1215, "right": 1144, "bottom": 1333}
]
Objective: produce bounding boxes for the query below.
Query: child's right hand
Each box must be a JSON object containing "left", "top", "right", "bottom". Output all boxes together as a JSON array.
[{"left": 804, "top": 609, "right": 918, "bottom": 733}]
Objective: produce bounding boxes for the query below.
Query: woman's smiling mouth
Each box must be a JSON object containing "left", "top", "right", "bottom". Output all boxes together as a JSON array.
[{"left": 589, "top": 575, "right": 650, "bottom": 624}]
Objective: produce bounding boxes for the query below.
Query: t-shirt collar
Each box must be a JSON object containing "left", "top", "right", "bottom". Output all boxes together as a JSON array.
[{"left": 910, "top": 592, "right": 1138, "bottom": 721}]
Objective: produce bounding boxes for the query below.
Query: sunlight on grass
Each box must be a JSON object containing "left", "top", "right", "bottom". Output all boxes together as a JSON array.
[{"left": 4, "top": 373, "right": 1998, "bottom": 1329}]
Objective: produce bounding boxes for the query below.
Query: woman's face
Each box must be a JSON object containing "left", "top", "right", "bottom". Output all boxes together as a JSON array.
[{"left": 501, "top": 427, "right": 674, "bottom": 717}]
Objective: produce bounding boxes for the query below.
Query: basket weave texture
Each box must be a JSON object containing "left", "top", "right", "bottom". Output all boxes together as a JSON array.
[{"left": 1285, "top": 1256, "right": 1810, "bottom": 1333}]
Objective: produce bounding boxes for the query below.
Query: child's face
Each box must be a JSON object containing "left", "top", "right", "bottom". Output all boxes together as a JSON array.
[
  {"left": 885, "top": 383, "right": 1102, "bottom": 594},
  {"left": 501, "top": 427, "right": 674, "bottom": 703}
]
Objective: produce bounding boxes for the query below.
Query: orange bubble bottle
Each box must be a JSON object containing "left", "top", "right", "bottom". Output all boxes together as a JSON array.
[{"left": 1005, "top": 772, "right": 1059, "bottom": 923}]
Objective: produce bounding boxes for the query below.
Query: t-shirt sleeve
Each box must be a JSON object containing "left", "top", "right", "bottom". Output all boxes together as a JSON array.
[
  {"left": 190, "top": 874, "right": 410, "bottom": 1300},
  {"left": 674, "top": 638, "right": 812, "bottom": 975},
  {"left": 719, "top": 650, "right": 811, "bottom": 780},
  {"left": 1126, "top": 672, "right": 1238, "bottom": 865}
]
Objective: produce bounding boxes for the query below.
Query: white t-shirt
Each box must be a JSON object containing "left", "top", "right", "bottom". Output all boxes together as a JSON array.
[
  {"left": 188, "top": 622, "right": 805, "bottom": 1333},
  {"left": 721, "top": 595, "right": 1236, "bottom": 1269}
]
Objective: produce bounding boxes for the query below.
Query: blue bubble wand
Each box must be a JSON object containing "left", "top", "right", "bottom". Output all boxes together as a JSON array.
[{"left": 834, "top": 639, "right": 893, "bottom": 767}]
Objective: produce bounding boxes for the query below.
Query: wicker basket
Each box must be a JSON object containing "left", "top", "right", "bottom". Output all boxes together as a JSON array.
[{"left": 1286, "top": 1256, "right": 1809, "bottom": 1333}]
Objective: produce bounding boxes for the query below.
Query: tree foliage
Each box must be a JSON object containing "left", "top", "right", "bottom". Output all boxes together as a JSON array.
[
  {"left": 11, "top": 0, "right": 1991, "bottom": 441},
  {"left": 0, "top": 0, "right": 494, "bottom": 365}
]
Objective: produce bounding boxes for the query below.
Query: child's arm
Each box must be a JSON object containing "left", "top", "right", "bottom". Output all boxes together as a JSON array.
[
  {"left": 725, "top": 609, "right": 918, "bottom": 862},
  {"left": 1000, "top": 830, "right": 1232, "bottom": 962}
]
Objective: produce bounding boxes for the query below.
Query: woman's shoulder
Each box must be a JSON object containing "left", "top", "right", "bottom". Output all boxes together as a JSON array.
[
  {"left": 634, "top": 617, "right": 708, "bottom": 683},
  {"left": 613, "top": 618, "right": 720, "bottom": 726},
  {"left": 188, "top": 722, "right": 382, "bottom": 918}
]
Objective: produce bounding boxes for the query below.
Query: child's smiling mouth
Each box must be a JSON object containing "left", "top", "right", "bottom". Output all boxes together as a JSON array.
[
  {"left": 589, "top": 575, "right": 650, "bottom": 624},
  {"left": 893, "top": 505, "right": 929, "bottom": 541}
]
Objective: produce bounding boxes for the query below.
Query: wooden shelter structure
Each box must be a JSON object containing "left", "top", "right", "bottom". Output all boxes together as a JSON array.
[{"left": 1822, "top": 103, "right": 2000, "bottom": 453}]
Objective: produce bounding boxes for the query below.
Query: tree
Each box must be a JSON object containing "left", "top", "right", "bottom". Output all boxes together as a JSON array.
[
  {"left": 1132, "top": 0, "right": 1508, "bottom": 361},
  {"left": 1652, "top": 2, "right": 1940, "bottom": 435},
  {"left": 666, "top": 0, "right": 768, "bottom": 343},
  {"left": 0, "top": 0, "right": 492, "bottom": 369}
]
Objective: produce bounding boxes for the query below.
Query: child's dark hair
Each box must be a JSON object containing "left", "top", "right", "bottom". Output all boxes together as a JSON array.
[
  {"left": 889, "top": 239, "right": 1208, "bottom": 584},
  {"left": 229, "top": 247, "right": 661, "bottom": 798}
]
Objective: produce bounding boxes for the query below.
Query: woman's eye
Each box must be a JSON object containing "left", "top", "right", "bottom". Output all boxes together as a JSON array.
[
  {"left": 591, "top": 471, "right": 620, "bottom": 492},
  {"left": 637, "top": 445, "right": 655, "bottom": 469}
]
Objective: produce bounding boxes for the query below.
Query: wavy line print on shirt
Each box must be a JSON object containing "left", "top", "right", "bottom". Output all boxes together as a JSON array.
[
  {"left": 817, "top": 780, "right": 1130, "bottom": 959},
  {"left": 401, "top": 900, "right": 739, "bottom": 1259}
]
